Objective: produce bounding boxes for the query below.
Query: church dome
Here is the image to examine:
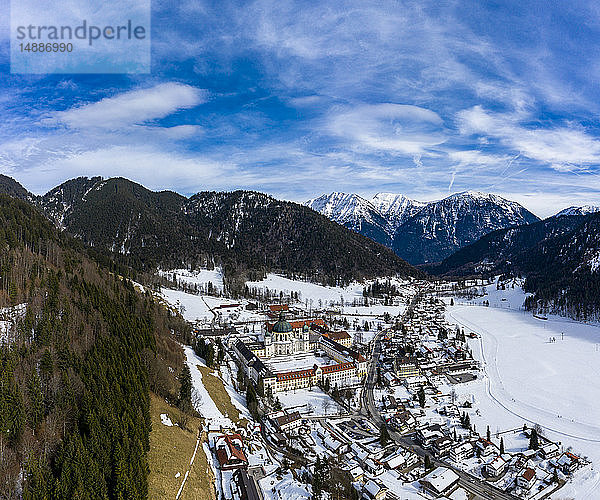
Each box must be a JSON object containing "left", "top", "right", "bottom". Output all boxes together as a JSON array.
[{"left": 272, "top": 312, "right": 293, "bottom": 334}]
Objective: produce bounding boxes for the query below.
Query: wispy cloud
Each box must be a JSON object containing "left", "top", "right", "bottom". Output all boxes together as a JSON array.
[
  {"left": 328, "top": 103, "right": 446, "bottom": 155},
  {"left": 45, "top": 83, "right": 207, "bottom": 129},
  {"left": 1, "top": 0, "right": 600, "bottom": 217},
  {"left": 457, "top": 105, "right": 600, "bottom": 168}
]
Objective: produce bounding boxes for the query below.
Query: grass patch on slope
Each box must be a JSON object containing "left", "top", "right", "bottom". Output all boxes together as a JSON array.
[
  {"left": 198, "top": 366, "right": 249, "bottom": 428},
  {"left": 148, "top": 393, "right": 215, "bottom": 500}
]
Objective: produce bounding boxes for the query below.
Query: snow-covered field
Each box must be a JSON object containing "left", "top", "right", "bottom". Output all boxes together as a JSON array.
[
  {"left": 160, "top": 288, "right": 215, "bottom": 322},
  {"left": 159, "top": 272, "right": 414, "bottom": 328},
  {"left": 275, "top": 387, "right": 343, "bottom": 416},
  {"left": 246, "top": 274, "right": 365, "bottom": 305},
  {"left": 446, "top": 282, "right": 600, "bottom": 498},
  {"left": 246, "top": 273, "right": 415, "bottom": 309},
  {"left": 160, "top": 288, "right": 265, "bottom": 325}
]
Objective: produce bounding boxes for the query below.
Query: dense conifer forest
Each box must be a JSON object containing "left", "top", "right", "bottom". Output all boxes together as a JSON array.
[
  {"left": 35, "top": 176, "right": 422, "bottom": 286},
  {"left": 0, "top": 195, "right": 189, "bottom": 498}
]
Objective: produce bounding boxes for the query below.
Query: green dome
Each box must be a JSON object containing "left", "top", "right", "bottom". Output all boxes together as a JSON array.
[{"left": 272, "top": 312, "right": 293, "bottom": 334}]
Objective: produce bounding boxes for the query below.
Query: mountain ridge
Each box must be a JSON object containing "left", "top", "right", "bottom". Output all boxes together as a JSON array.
[
  {"left": 307, "top": 190, "right": 540, "bottom": 264},
  {"left": 0, "top": 176, "right": 423, "bottom": 288},
  {"left": 425, "top": 211, "right": 600, "bottom": 319}
]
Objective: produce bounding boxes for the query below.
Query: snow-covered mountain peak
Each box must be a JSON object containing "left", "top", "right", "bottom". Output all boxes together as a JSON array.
[
  {"left": 555, "top": 205, "right": 600, "bottom": 217},
  {"left": 305, "top": 192, "right": 393, "bottom": 245},
  {"left": 306, "top": 192, "right": 375, "bottom": 220},
  {"left": 307, "top": 189, "right": 540, "bottom": 264},
  {"left": 447, "top": 190, "right": 499, "bottom": 202},
  {"left": 371, "top": 192, "right": 426, "bottom": 229}
]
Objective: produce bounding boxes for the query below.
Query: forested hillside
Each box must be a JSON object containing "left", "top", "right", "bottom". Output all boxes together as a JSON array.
[
  {"left": 0, "top": 174, "right": 34, "bottom": 202},
  {"left": 0, "top": 195, "right": 189, "bottom": 498},
  {"left": 185, "top": 190, "right": 422, "bottom": 285},
  {"left": 427, "top": 213, "right": 600, "bottom": 320},
  {"left": 35, "top": 177, "right": 421, "bottom": 287}
]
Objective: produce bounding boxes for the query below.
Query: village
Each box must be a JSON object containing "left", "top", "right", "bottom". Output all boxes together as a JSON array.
[{"left": 156, "top": 270, "right": 591, "bottom": 500}]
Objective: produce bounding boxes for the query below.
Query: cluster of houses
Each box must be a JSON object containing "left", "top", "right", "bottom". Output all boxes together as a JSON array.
[
  {"left": 262, "top": 407, "right": 434, "bottom": 500},
  {"left": 378, "top": 297, "right": 479, "bottom": 393},
  {"left": 204, "top": 288, "right": 588, "bottom": 500},
  {"left": 367, "top": 293, "right": 588, "bottom": 498},
  {"left": 411, "top": 410, "right": 584, "bottom": 496}
]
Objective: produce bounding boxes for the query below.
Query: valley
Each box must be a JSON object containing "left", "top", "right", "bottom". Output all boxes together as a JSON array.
[
  {"left": 3, "top": 2, "right": 600, "bottom": 498},
  {"left": 148, "top": 268, "right": 598, "bottom": 500},
  {"left": 0, "top": 177, "right": 598, "bottom": 500}
]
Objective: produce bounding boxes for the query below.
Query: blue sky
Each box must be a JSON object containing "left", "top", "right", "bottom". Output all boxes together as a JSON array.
[{"left": 1, "top": 0, "right": 600, "bottom": 217}]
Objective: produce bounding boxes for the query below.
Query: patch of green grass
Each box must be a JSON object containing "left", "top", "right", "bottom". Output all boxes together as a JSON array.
[{"left": 148, "top": 393, "right": 215, "bottom": 500}]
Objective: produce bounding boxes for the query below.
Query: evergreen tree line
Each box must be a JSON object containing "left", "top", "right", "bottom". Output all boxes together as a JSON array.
[{"left": 0, "top": 196, "right": 183, "bottom": 499}]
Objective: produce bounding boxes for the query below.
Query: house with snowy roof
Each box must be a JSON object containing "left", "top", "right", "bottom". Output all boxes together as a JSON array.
[
  {"left": 362, "top": 479, "right": 387, "bottom": 500},
  {"left": 381, "top": 452, "right": 406, "bottom": 470},
  {"left": 484, "top": 455, "right": 508, "bottom": 478},
  {"left": 475, "top": 438, "right": 498, "bottom": 457},
  {"left": 450, "top": 441, "right": 474, "bottom": 462},
  {"left": 539, "top": 442, "right": 559, "bottom": 459},
  {"left": 556, "top": 452, "right": 580, "bottom": 475},
  {"left": 419, "top": 467, "right": 460, "bottom": 497}
]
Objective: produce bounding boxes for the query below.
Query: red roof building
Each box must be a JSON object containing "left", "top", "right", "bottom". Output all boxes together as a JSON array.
[
  {"left": 275, "top": 368, "right": 316, "bottom": 382},
  {"left": 214, "top": 434, "right": 248, "bottom": 470},
  {"left": 320, "top": 362, "right": 356, "bottom": 375},
  {"left": 266, "top": 318, "right": 325, "bottom": 332}
]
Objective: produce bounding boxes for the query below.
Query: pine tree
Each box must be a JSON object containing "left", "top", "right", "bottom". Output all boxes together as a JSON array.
[
  {"left": 529, "top": 428, "right": 539, "bottom": 450},
  {"left": 178, "top": 364, "right": 193, "bottom": 413},
  {"left": 417, "top": 387, "right": 426, "bottom": 408},
  {"left": 461, "top": 412, "right": 470, "bottom": 429},
  {"left": 379, "top": 424, "right": 390, "bottom": 446},
  {"left": 500, "top": 437, "right": 505, "bottom": 454},
  {"left": 27, "top": 370, "right": 44, "bottom": 432},
  {"left": 312, "top": 456, "right": 323, "bottom": 500}
]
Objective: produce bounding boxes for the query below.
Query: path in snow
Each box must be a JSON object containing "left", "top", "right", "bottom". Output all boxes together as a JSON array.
[
  {"left": 446, "top": 306, "right": 600, "bottom": 497},
  {"left": 448, "top": 308, "right": 600, "bottom": 443}
]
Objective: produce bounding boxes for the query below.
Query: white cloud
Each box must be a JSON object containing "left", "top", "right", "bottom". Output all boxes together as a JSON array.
[
  {"left": 499, "top": 190, "right": 600, "bottom": 219},
  {"left": 47, "top": 83, "right": 207, "bottom": 130},
  {"left": 151, "top": 125, "right": 204, "bottom": 139},
  {"left": 457, "top": 105, "right": 600, "bottom": 168},
  {"left": 448, "top": 149, "right": 512, "bottom": 168},
  {"left": 328, "top": 103, "right": 447, "bottom": 155}
]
